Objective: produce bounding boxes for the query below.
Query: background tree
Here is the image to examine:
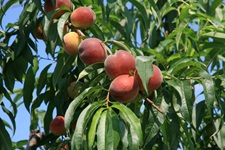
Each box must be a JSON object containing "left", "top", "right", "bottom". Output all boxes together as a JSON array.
[{"left": 1, "top": 0, "right": 225, "bottom": 149}]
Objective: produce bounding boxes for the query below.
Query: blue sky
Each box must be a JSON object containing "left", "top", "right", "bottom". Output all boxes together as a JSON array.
[{"left": 0, "top": 0, "right": 215, "bottom": 146}]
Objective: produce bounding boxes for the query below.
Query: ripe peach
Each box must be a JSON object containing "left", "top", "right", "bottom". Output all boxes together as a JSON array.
[
  {"left": 109, "top": 75, "right": 139, "bottom": 103},
  {"left": 104, "top": 50, "right": 136, "bottom": 79},
  {"left": 78, "top": 38, "right": 107, "bottom": 65},
  {"left": 63, "top": 32, "right": 83, "bottom": 55},
  {"left": 67, "top": 81, "right": 80, "bottom": 98},
  {"left": 70, "top": 7, "right": 96, "bottom": 29},
  {"left": 148, "top": 65, "right": 163, "bottom": 91},
  {"left": 135, "top": 65, "right": 163, "bottom": 92},
  {"left": 44, "top": 0, "right": 72, "bottom": 19},
  {"left": 50, "top": 116, "right": 66, "bottom": 136}
]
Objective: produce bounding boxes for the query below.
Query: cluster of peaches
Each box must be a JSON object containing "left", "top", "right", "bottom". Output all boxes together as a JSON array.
[{"left": 42, "top": 0, "right": 163, "bottom": 138}]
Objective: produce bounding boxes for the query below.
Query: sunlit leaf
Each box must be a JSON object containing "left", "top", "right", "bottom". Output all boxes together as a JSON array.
[{"left": 72, "top": 102, "right": 103, "bottom": 150}]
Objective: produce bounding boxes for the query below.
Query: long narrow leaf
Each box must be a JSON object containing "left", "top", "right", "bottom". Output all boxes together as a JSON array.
[{"left": 71, "top": 102, "right": 103, "bottom": 150}]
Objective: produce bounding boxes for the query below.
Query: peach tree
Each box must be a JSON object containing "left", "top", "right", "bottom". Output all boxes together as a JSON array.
[{"left": 1, "top": 0, "right": 225, "bottom": 149}]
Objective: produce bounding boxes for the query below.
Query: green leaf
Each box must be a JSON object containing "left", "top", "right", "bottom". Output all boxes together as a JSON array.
[
  {"left": 119, "top": 120, "right": 129, "bottom": 150},
  {"left": 0, "top": 118, "right": 12, "bottom": 150},
  {"left": 160, "top": 119, "right": 179, "bottom": 149},
  {"left": 0, "top": 0, "right": 19, "bottom": 26},
  {"left": 57, "top": 12, "right": 70, "bottom": 41},
  {"left": 166, "top": 79, "right": 193, "bottom": 122},
  {"left": 110, "top": 20, "right": 127, "bottom": 39},
  {"left": 213, "top": 119, "right": 225, "bottom": 149},
  {"left": 88, "top": 108, "right": 106, "bottom": 149},
  {"left": 203, "top": 32, "right": 225, "bottom": 39},
  {"left": 71, "top": 102, "right": 103, "bottom": 150},
  {"left": 120, "top": 112, "right": 139, "bottom": 150},
  {"left": 106, "top": 108, "right": 121, "bottom": 149},
  {"left": 111, "top": 102, "right": 143, "bottom": 147},
  {"left": 65, "top": 87, "right": 101, "bottom": 131},
  {"left": 199, "top": 70, "right": 215, "bottom": 117},
  {"left": 167, "top": 58, "right": 196, "bottom": 75},
  {"left": 52, "top": 53, "right": 75, "bottom": 89},
  {"left": 36, "top": 64, "right": 51, "bottom": 95},
  {"left": 97, "top": 110, "right": 107, "bottom": 150},
  {"left": 1, "top": 103, "right": 16, "bottom": 135},
  {"left": 136, "top": 56, "right": 155, "bottom": 94},
  {"left": 128, "top": 0, "right": 148, "bottom": 28},
  {"left": 44, "top": 99, "right": 55, "bottom": 134},
  {"left": 142, "top": 91, "right": 167, "bottom": 148},
  {"left": 77, "top": 62, "right": 104, "bottom": 81},
  {"left": 105, "top": 40, "right": 131, "bottom": 53},
  {"left": 23, "top": 66, "right": 35, "bottom": 112}
]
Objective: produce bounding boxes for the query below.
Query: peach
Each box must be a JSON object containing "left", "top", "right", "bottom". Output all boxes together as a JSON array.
[
  {"left": 135, "top": 65, "right": 163, "bottom": 92},
  {"left": 34, "top": 21, "right": 46, "bottom": 40},
  {"left": 44, "top": 0, "right": 72, "bottom": 19},
  {"left": 63, "top": 32, "right": 83, "bottom": 55},
  {"left": 78, "top": 38, "right": 107, "bottom": 65},
  {"left": 67, "top": 81, "right": 80, "bottom": 98},
  {"left": 109, "top": 75, "right": 139, "bottom": 103},
  {"left": 70, "top": 7, "right": 96, "bottom": 29},
  {"left": 148, "top": 65, "right": 163, "bottom": 91},
  {"left": 50, "top": 116, "right": 66, "bottom": 136},
  {"left": 104, "top": 50, "right": 136, "bottom": 79}
]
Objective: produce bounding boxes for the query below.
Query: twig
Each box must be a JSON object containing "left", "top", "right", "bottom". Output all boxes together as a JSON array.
[
  {"left": 140, "top": 92, "right": 165, "bottom": 114},
  {"left": 106, "top": 91, "right": 110, "bottom": 107}
]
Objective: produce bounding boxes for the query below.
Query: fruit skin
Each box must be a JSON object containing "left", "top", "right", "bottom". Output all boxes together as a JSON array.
[
  {"left": 44, "top": 0, "right": 72, "bottom": 19},
  {"left": 70, "top": 7, "right": 96, "bottom": 29},
  {"left": 78, "top": 38, "right": 107, "bottom": 65},
  {"left": 59, "top": 143, "right": 69, "bottom": 150},
  {"left": 135, "top": 65, "right": 163, "bottom": 92},
  {"left": 109, "top": 75, "right": 139, "bottom": 103},
  {"left": 67, "top": 81, "right": 80, "bottom": 98},
  {"left": 34, "top": 21, "right": 46, "bottom": 40},
  {"left": 63, "top": 32, "right": 83, "bottom": 55},
  {"left": 104, "top": 50, "right": 136, "bottom": 79},
  {"left": 50, "top": 116, "right": 66, "bottom": 136},
  {"left": 148, "top": 65, "right": 163, "bottom": 91}
]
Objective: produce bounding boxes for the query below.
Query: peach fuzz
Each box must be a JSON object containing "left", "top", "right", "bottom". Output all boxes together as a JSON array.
[
  {"left": 104, "top": 50, "right": 136, "bottom": 79},
  {"left": 78, "top": 38, "right": 107, "bottom": 65},
  {"left": 50, "top": 116, "right": 66, "bottom": 136},
  {"left": 109, "top": 75, "right": 139, "bottom": 103},
  {"left": 63, "top": 32, "right": 82, "bottom": 55},
  {"left": 70, "top": 7, "right": 96, "bottom": 29}
]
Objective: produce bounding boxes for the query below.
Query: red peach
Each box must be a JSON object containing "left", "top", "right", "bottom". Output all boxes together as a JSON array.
[
  {"left": 50, "top": 116, "right": 66, "bottom": 136},
  {"left": 70, "top": 7, "right": 96, "bottom": 29},
  {"left": 135, "top": 65, "right": 163, "bottom": 92},
  {"left": 104, "top": 50, "right": 136, "bottom": 79},
  {"left": 78, "top": 38, "right": 107, "bottom": 65},
  {"left": 44, "top": 0, "right": 72, "bottom": 19},
  {"left": 148, "top": 65, "right": 163, "bottom": 91},
  {"left": 109, "top": 75, "right": 139, "bottom": 103}
]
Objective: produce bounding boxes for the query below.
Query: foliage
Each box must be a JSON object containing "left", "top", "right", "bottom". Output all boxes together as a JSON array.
[{"left": 1, "top": 0, "right": 225, "bottom": 149}]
